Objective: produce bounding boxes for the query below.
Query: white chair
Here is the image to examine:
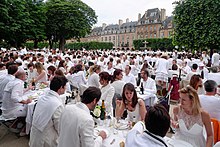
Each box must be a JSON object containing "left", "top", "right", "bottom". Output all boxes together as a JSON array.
[
  {"left": 78, "top": 84, "right": 88, "bottom": 96},
  {"left": 214, "top": 142, "right": 220, "bottom": 147}
]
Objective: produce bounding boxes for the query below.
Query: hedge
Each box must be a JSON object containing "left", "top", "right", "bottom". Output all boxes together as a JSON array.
[
  {"left": 24, "top": 41, "right": 114, "bottom": 50},
  {"left": 133, "top": 38, "right": 174, "bottom": 51}
]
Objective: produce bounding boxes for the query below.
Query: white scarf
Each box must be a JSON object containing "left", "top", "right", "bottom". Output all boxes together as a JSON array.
[{"left": 32, "top": 90, "right": 62, "bottom": 132}]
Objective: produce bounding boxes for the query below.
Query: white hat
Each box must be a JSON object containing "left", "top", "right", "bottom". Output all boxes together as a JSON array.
[
  {"left": 198, "top": 62, "right": 205, "bottom": 67},
  {"left": 15, "top": 58, "right": 22, "bottom": 63}
]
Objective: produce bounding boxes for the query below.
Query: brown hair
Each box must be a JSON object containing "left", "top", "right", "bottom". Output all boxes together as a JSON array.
[
  {"left": 99, "top": 71, "right": 112, "bottom": 82},
  {"left": 54, "top": 69, "right": 64, "bottom": 76},
  {"left": 189, "top": 74, "right": 202, "bottom": 90},
  {"left": 47, "top": 66, "right": 56, "bottom": 75},
  {"left": 122, "top": 83, "right": 138, "bottom": 108},
  {"left": 112, "top": 69, "right": 123, "bottom": 83}
]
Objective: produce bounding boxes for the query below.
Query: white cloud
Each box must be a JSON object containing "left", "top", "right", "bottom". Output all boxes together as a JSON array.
[{"left": 81, "top": 0, "right": 176, "bottom": 26}]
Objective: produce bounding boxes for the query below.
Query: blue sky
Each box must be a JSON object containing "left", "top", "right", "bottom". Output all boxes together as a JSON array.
[{"left": 81, "top": 0, "right": 176, "bottom": 27}]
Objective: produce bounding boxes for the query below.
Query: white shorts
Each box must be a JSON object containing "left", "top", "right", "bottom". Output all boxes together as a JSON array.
[{"left": 155, "top": 72, "right": 168, "bottom": 83}]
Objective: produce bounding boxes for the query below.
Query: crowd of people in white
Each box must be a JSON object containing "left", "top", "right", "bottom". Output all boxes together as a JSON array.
[{"left": 0, "top": 47, "right": 220, "bottom": 147}]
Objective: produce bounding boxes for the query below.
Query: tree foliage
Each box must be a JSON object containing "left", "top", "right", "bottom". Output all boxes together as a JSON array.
[
  {"left": 24, "top": 41, "right": 114, "bottom": 50},
  {"left": 0, "top": 0, "right": 97, "bottom": 49},
  {"left": 45, "top": 0, "right": 97, "bottom": 50},
  {"left": 0, "top": 0, "right": 46, "bottom": 48},
  {"left": 173, "top": 0, "right": 220, "bottom": 50},
  {"left": 133, "top": 38, "right": 174, "bottom": 50}
]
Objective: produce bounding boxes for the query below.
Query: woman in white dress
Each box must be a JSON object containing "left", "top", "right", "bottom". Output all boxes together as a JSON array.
[
  {"left": 99, "top": 71, "right": 115, "bottom": 116},
  {"left": 87, "top": 65, "right": 101, "bottom": 88},
  {"left": 172, "top": 85, "right": 213, "bottom": 147},
  {"left": 115, "top": 83, "right": 147, "bottom": 122},
  {"left": 70, "top": 64, "right": 87, "bottom": 88},
  {"left": 34, "top": 62, "right": 47, "bottom": 84},
  {"left": 111, "top": 69, "right": 125, "bottom": 96},
  {"left": 58, "top": 60, "right": 67, "bottom": 74}
]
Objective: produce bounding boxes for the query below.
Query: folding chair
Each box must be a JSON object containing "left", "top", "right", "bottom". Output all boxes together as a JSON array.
[
  {"left": 0, "top": 115, "right": 18, "bottom": 140},
  {"left": 143, "top": 94, "right": 157, "bottom": 111},
  {"left": 158, "top": 86, "right": 173, "bottom": 112}
]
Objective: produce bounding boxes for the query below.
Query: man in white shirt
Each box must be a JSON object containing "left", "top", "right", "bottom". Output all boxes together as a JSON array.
[
  {"left": 58, "top": 87, "right": 107, "bottom": 147},
  {"left": 199, "top": 80, "right": 220, "bottom": 120},
  {"left": 0, "top": 63, "right": 7, "bottom": 77},
  {"left": 185, "top": 63, "right": 199, "bottom": 80},
  {"left": 126, "top": 104, "right": 170, "bottom": 147},
  {"left": 140, "top": 69, "right": 157, "bottom": 94},
  {"left": 104, "top": 61, "right": 114, "bottom": 75},
  {"left": 198, "top": 63, "right": 209, "bottom": 79},
  {"left": 122, "top": 65, "right": 137, "bottom": 86},
  {"left": 180, "top": 61, "right": 191, "bottom": 76},
  {"left": 0, "top": 63, "right": 18, "bottom": 102},
  {"left": 30, "top": 76, "right": 68, "bottom": 147},
  {"left": 2, "top": 71, "right": 33, "bottom": 119}
]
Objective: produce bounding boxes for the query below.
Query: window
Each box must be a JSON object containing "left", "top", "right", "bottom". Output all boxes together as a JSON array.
[
  {"left": 101, "top": 37, "right": 103, "bottom": 41},
  {"left": 161, "top": 32, "right": 164, "bottom": 38},
  {"left": 150, "top": 12, "right": 156, "bottom": 17},
  {"left": 109, "top": 36, "right": 111, "bottom": 41},
  {"left": 150, "top": 34, "right": 152, "bottom": 38},
  {"left": 154, "top": 33, "right": 157, "bottom": 38},
  {"left": 105, "top": 37, "right": 107, "bottom": 41},
  {"left": 154, "top": 26, "right": 156, "bottom": 31},
  {"left": 113, "top": 36, "right": 115, "bottom": 40}
]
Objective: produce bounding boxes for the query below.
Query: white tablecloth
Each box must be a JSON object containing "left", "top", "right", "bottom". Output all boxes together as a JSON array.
[
  {"left": 94, "top": 119, "right": 129, "bottom": 147},
  {"left": 137, "top": 92, "right": 158, "bottom": 107},
  {"left": 24, "top": 89, "right": 72, "bottom": 134}
]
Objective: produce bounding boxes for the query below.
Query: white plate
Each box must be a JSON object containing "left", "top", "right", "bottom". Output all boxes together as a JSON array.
[{"left": 114, "top": 120, "right": 129, "bottom": 130}]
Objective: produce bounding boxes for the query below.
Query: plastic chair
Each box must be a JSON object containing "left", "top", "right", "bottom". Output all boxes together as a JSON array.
[{"left": 211, "top": 118, "right": 219, "bottom": 144}]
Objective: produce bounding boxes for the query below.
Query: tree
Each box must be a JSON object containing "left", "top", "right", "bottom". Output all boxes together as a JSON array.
[
  {"left": 28, "top": 1, "right": 47, "bottom": 48},
  {"left": 173, "top": 0, "right": 220, "bottom": 51},
  {"left": 0, "top": 0, "right": 34, "bottom": 47},
  {"left": 45, "top": 0, "right": 97, "bottom": 50}
]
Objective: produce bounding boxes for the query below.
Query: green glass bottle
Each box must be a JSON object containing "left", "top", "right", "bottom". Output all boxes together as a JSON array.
[{"left": 100, "top": 100, "right": 106, "bottom": 120}]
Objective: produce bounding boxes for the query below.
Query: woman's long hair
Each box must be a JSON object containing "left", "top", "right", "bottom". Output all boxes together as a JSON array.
[
  {"left": 122, "top": 83, "right": 138, "bottom": 108},
  {"left": 179, "top": 85, "right": 201, "bottom": 116}
]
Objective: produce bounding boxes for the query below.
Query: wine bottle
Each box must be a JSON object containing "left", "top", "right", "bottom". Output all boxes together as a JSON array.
[
  {"left": 100, "top": 100, "right": 106, "bottom": 120},
  {"left": 32, "top": 78, "right": 35, "bottom": 90},
  {"left": 132, "top": 116, "right": 136, "bottom": 127},
  {"left": 140, "top": 82, "right": 144, "bottom": 94}
]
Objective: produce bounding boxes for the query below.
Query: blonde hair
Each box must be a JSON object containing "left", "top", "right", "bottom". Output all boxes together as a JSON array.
[
  {"left": 89, "top": 65, "right": 100, "bottom": 75},
  {"left": 35, "top": 62, "right": 44, "bottom": 74},
  {"left": 178, "top": 85, "right": 201, "bottom": 116}
]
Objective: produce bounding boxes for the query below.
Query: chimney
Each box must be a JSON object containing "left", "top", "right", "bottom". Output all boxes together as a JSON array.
[
  {"left": 126, "top": 18, "right": 129, "bottom": 23},
  {"left": 138, "top": 13, "right": 141, "bottom": 21},
  {"left": 102, "top": 23, "right": 106, "bottom": 30},
  {"left": 119, "top": 19, "right": 123, "bottom": 26},
  {"left": 161, "top": 9, "right": 166, "bottom": 21}
]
